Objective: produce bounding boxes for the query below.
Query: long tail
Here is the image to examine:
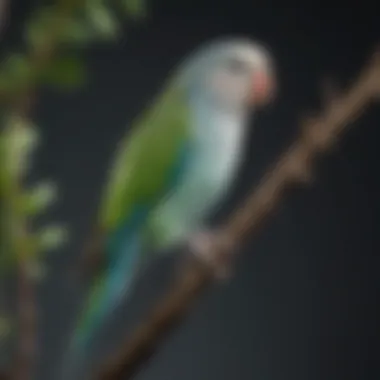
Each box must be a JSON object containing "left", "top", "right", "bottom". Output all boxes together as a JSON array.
[{"left": 59, "top": 226, "right": 144, "bottom": 380}]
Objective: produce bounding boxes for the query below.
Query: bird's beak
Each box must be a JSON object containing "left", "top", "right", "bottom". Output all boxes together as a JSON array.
[{"left": 250, "top": 69, "right": 276, "bottom": 107}]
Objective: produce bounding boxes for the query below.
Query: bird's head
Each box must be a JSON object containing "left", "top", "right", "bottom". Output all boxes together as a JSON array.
[{"left": 179, "top": 38, "right": 276, "bottom": 113}]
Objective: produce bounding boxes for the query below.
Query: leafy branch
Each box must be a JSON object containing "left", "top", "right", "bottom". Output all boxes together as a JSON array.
[
  {"left": 94, "top": 49, "right": 380, "bottom": 380},
  {"left": 0, "top": 1, "right": 147, "bottom": 379},
  {"left": 0, "top": 115, "right": 67, "bottom": 380}
]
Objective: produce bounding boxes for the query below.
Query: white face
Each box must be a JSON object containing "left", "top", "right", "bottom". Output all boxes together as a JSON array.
[
  {"left": 183, "top": 40, "right": 276, "bottom": 112},
  {"left": 207, "top": 43, "right": 275, "bottom": 111}
]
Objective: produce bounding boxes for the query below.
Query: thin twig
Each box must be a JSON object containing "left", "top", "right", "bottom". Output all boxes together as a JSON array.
[
  {"left": 11, "top": 264, "right": 37, "bottom": 380},
  {"left": 0, "top": 150, "right": 38, "bottom": 380},
  {"left": 95, "top": 48, "right": 380, "bottom": 380},
  {"left": 2, "top": 121, "right": 39, "bottom": 380}
]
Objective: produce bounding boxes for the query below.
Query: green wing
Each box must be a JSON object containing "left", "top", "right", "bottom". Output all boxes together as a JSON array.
[{"left": 98, "top": 81, "right": 192, "bottom": 233}]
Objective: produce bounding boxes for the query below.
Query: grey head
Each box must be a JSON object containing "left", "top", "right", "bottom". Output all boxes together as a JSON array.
[{"left": 176, "top": 37, "right": 276, "bottom": 112}]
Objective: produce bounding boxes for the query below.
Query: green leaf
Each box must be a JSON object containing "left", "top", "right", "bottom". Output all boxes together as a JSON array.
[
  {"left": 122, "top": 0, "right": 147, "bottom": 19},
  {"left": 2, "top": 117, "right": 40, "bottom": 180},
  {"left": 27, "top": 7, "right": 95, "bottom": 47},
  {"left": 0, "top": 73, "right": 14, "bottom": 94},
  {"left": 38, "top": 225, "right": 69, "bottom": 251},
  {"left": 0, "top": 132, "right": 6, "bottom": 188},
  {"left": 86, "top": 3, "right": 120, "bottom": 40},
  {"left": 25, "top": 7, "right": 56, "bottom": 50},
  {"left": 42, "top": 56, "right": 87, "bottom": 90},
  {"left": 26, "top": 261, "right": 49, "bottom": 281},
  {"left": 0, "top": 196, "right": 16, "bottom": 273},
  {"left": 23, "top": 181, "right": 58, "bottom": 215},
  {"left": 0, "top": 54, "right": 34, "bottom": 93},
  {"left": 0, "top": 316, "right": 12, "bottom": 339},
  {"left": 60, "top": 18, "right": 95, "bottom": 45}
]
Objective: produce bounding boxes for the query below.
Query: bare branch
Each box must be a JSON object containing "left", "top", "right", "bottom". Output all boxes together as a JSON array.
[{"left": 94, "top": 48, "right": 380, "bottom": 380}]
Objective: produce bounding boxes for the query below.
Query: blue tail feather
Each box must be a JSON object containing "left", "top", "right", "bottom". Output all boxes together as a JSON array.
[{"left": 60, "top": 206, "right": 149, "bottom": 379}]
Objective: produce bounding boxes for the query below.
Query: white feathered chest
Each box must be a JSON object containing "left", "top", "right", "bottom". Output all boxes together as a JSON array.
[
  {"left": 190, "top": 109, "right": 246, "bottom": 199},
  {"left": 150, "top": 104, "right": 250, "bottom": 248}
]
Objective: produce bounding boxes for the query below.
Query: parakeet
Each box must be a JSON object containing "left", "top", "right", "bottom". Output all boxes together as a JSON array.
[{"left": 66, "top": 37, "right": 275, "bottom": 371}]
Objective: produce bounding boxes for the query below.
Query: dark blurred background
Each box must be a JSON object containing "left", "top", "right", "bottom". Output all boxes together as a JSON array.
[{"left": 2, "top": 1, "right": 380, "bottom": 379}]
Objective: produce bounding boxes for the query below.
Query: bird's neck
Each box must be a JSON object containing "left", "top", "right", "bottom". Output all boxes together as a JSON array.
[{"left": 189, "top": 92, "right": 251, "bottom": 143}]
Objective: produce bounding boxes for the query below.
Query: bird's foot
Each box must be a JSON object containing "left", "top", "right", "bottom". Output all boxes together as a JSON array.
[{"left": 188, "top": 229, "right": 237, "bottom": 280}]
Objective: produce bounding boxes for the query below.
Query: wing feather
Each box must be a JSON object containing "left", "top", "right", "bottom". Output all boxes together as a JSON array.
[{"left": 99, "top": 82, "right": 192, "bottom": 233}]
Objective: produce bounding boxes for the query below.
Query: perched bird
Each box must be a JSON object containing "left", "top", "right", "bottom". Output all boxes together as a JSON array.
[{"left": 67, "top": 37, "right": 275, "bottom": 370}]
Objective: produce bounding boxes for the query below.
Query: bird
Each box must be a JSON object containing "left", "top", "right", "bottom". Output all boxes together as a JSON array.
[{"left": 65, "top": 37, "right": 276, "bottom": 373}]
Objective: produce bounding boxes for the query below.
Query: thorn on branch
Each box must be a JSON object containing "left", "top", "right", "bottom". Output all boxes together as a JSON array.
[
  {"left": 302, "top": 116, "right": 336, "bottom": 152},
  {"left": 284, "top": 145, "right": 313, "bottom": 184}
]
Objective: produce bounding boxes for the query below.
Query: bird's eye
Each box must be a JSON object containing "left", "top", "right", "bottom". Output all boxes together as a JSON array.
[{"left": 225, "top": 58, "right": 248, "bottom": 74}]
